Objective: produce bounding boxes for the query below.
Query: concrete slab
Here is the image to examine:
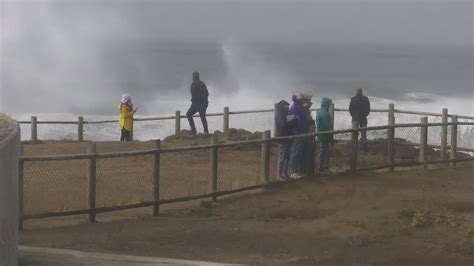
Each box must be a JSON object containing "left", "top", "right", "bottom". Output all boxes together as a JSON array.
[{"left": 19, "top": 246, "right": 242, "bottom": 266}]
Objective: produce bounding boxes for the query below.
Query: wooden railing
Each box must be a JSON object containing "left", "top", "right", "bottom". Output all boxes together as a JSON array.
[
  {"left": 18, "top": 119, "right": 474, "bottom": 229},
  {"left": 18, "top": 104, "right": 474, "bottom": 143}
]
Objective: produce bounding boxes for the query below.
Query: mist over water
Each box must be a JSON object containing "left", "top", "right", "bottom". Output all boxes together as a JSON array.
[{"left": 1, "top": 1, "right": 473, "bottom": 118}]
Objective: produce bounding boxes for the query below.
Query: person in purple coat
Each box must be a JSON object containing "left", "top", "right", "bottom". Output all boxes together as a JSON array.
[{"left": 289, "top": 93, "right": 310, "bottom": 179}]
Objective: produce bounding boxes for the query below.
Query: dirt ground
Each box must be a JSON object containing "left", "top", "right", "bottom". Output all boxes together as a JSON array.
[{"left": 20, "top": 165, "right": 474, "bottom": 265}]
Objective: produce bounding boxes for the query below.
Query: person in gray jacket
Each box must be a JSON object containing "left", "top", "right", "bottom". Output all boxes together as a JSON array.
[{"left": 349, "top": 88, "right": 371, "bottom": 151}]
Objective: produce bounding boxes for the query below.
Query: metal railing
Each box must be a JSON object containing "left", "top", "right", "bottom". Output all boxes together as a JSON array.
[{"left": 18, "top": 115, "right": 474, "bottom": 229}]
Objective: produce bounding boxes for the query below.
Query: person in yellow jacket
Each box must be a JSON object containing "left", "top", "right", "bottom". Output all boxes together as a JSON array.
[{"left": 119, "top": 94, "right": 137, "bottom": 141}]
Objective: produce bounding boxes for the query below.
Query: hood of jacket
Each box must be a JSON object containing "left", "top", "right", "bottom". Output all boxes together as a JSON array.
[{"left": 320, "top": 97, "right": 332, "bottom": 111}]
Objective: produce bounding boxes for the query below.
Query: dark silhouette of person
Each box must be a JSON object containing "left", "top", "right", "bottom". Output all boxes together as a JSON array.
[
  {"left": 349, "top": 88, "right": 371, "bottom": 151},
  {"left": 186, "top": 72, "right": 209, "bottom": 134}
]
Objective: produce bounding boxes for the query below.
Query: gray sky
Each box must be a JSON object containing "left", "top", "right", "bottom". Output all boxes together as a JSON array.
[{"left": 1, "top": 0, "right": 472, "bottom": 46}]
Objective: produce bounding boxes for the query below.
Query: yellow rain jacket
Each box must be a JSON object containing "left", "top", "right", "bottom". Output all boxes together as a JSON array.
[{"left": 119, "top": 103, "right": 134, "bottom": 131}]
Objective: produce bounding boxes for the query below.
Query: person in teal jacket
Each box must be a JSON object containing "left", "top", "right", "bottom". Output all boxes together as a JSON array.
[{"left": 316, "top": 97, "right": 334, "bottom": 173}]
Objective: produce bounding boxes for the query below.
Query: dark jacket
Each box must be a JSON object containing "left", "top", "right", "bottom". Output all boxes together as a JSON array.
[
  {"left": 289, "top": 95, "right": 308, "bottom": 135},
  {"left": 190, "top": 80, "right": 209, "bottom": 105},
  {"left": 349, "top": 95, "right": 370, "bottom": 123},
  {"left": 275, "top": 101, "right": 296, "bottom": 140},
  {"left": 316, "top": 97, "right": 334, "bottom": 143}
]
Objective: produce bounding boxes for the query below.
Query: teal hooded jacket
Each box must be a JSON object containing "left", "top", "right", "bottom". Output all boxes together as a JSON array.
[{"left": 316, "top": 97, "right": 334, "bottom": 143}]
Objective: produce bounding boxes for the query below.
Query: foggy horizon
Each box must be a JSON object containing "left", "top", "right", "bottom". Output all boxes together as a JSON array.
[{"left": 0, "top": 0, "right": 472, "bottom": 115}]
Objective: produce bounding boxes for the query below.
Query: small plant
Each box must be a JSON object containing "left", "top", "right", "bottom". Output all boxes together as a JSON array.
[
  {"left": 411, "top": 210, "right": 429, "bottom": 228},
  {"left": 466, "top": 229, "right": 474, "bottom": 237}
]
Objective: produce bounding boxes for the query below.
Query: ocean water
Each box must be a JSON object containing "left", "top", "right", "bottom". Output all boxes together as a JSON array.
[{"left": 4, "top": 42, "right": 473, "bottom": 144}]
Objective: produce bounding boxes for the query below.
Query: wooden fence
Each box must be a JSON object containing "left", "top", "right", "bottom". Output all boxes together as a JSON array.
[
  {"left": 18, "top": 104, "right": 474, "bottom": 142},
  {"left": 18, "top": 117, "right": 474, "bottom": 229}
]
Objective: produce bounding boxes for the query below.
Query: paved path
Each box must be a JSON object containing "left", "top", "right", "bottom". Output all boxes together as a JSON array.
[{"left": 19, "top": 246, "right": 241, "bottom": 266}]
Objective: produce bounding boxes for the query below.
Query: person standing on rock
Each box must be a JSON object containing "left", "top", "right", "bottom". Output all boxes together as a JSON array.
[
  {"left": 316, "top": 97, "right": 334, "bottom": 173},
  {"left": 119, "top": 94, "right": 137, "bottom": 141},
  {"left": 186, "top": 72, "right": 209, "bottom": 134},
  {"left": 349, "top": 88, "right": 371, "bottom": 151}
]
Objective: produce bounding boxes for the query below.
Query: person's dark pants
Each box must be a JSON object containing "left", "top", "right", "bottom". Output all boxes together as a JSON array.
[
  {"left": 319, "top": 142, "right": 331, "bottom": 171},
  {"left": 120, "top": 128, "right": 131, "bottom": 141},
  {"left": 352, "top": 119, "right": 368, "bottom": 151},
  {"left": 186, "top": 103, "right": 209, "bottom": 134},
  {"left": 290, "top": 138, "right": 305, "bottom": 174},
  {"left": 277, "top": 141, "right": 292, "bottom": 177}
]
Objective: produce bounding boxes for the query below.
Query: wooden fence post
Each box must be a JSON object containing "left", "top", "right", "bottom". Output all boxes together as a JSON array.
[
  {"left": 261, "top": 130, "right": 271, "bottom": 184},
  {"left": 387, "top": 108, "right": 395, "bottom": 172},
  {"left": 223, "top": 107, "right": 230, "bottom": 134},
  {"left": 329, "top": 103, "right": 335, "bottom": 128},
  {"left": 175, "top": 111, "right": 181, "bottom": 135},
  {"left": 441, "top": 108, "right": 448, "bottom": 160},
  {"left": 450, "top": 115, "right": 458, "bottom": 167},
  {"left": 420, "top": 117, "right": 428, "bottom": 169},
  {"left": 87, "top": 143, "right": 97, "bottom": 222},
  {"left": 153, "top": 140, "right": 161, "bottom": 216},
  {"left": 78, "top": 116, "right": 84, "bottom": 142},
  {"left": 31, "top": 116, "right": 37, "bottom": 143},
  {"left": 273, "top": 104, "right": 278, "bottom": 138},
  {"left": 18, "top": 146, "right": 24, "bottom": 231},
  {"left": 305, "top": 134, "right": 316, "bottom": 177},
  {"left": 210, "top": 134, "right": 218, "bottom": 201},
  {"left": 388, "top": 103, "right": 395, "bottom": 126},
  {"left": 350, "top": 124, "right": 358, "bottom": 172}
]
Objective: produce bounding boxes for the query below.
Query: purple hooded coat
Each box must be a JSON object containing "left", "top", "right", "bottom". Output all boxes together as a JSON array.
[{"left": 289, "top": 95, "right": 308, "bottom": 135}]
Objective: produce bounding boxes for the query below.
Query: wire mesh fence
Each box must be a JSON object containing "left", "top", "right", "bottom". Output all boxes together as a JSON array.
[
  {"left": 218, "top": 144, "right": 263, "bottom": 191},
  {"left": 19, "top": 123, "right": 32, "bottom": 141},
  {"left": 37, "top": 123, "right": 78, "bottom": 142},
  {"left": 160, "top": 149, "right": 210, "bottom": 199},
  {"left": 356, "top": 129, "right": 389, "bottom": 169},
  {"left": 458, "top": 120, "right": 474, "bottom": 150},
  {"left": 23, "top": 159, "right": 89, "bottom": 215},
  {"left": 19, "top": 110, "right": 474, "bottom": 223},
  {"left": 96, "top": 155, "right": 154, "bottom": 208},
  {"left": 84, "top": 122, "right": 120, "bottom": 141},
  {"left": 229, "top": 112, "right": 274, "bottom": 133},
  {"left": 394, "top": 126, "right": 421, "bottom": 164}
]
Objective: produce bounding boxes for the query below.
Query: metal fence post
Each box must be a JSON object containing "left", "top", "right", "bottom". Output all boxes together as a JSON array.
[
  {"left": 87, "top": 143, "right": 97, "bottom": 222},
  {"left": 210, "top": 134, "right": 218, "bottom": 201},
  {"left": 78, "top": 116, "right": 84, "bottom": 142},
  {"left": 18, "top": 146, "right": 24, "bottom": 231},
  {"left": 350, "top": 124, "right": 358, "bottom": 172},
  {"left": 420, "top": 117, "right": 428, "bottom": 169},
  {"left": 450, "top": 115, "right": 458, "bottom": 167},
  {"left": 153, "top": 140, "right": 161, "bottom": 216},
  {"left": 31, "top": 116, "right": 37, "bottom": 143},
  {"left": 223, "top": 107, "right": 230, "bottom": 134},
  {"left": 261, "top": 130, "right": 271, "bottom": 184},
  {"left": 175, "top": 110, "right": 181, "bottom": 135},
  {"left": 441, "top": 108, "right": 448, "bottom": 160},
  {"left": 387, "top": 115, "right": 395, "bottom": 172},
  {"left": 329, "top": 103, "right": 335, "bottom": 128}
]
